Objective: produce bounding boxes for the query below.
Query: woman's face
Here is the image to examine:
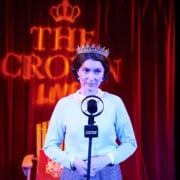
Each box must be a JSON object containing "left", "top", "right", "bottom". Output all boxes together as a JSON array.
[{"left": 77, "top": 59, "right": 104, "bottom": 96}]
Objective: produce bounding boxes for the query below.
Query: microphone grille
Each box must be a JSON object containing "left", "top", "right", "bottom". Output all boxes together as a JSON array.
[{"left": 87, "top": 99, "right": 97, "bottom": 114}]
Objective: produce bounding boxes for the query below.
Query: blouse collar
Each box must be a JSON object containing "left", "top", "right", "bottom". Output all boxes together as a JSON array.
[{"left": 74, "top": 88, "right": 104, "bottom": 101}]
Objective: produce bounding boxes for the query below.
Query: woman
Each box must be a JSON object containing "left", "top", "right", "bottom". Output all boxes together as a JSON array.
[{"left": 44, "top": 43, "right": 137, "bottom": 180}]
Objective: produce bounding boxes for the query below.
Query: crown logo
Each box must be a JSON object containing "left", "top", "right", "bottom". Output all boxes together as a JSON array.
[
  {"left": 76, "top": 43, "right": 110, "bottom": 58},
  {"left": 50, "top": 0, "right": 80, "bottom": 23}
]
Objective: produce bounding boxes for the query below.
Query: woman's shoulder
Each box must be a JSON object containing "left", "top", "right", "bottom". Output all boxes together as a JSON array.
[
  {"left": 55, "top": 93, "right": 75, "bottom": 106},
  {"left": 103, "top": 91, "right": 121, "bottom": 99},
  {"left": 103, "top": 92, "right": 128, "bottom": 113},
  {"left": 103, "top": 91, "right": 124, "bottom": 104}
]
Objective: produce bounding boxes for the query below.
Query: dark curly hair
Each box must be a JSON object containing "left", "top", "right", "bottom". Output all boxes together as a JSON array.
[{"left": 71, "top": 52, "right": 110, "bottom": 82}]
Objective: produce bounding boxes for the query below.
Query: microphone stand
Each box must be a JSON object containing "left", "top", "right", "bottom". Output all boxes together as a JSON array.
[
  {"left": 84, "top": 114, "right": 98, "bottom": 180},
  {"left": 87, "top": 129, "right": 92, "bottom": 180},
  {"left": 81, "top": 95, "right": 104, "bottom": 180}
]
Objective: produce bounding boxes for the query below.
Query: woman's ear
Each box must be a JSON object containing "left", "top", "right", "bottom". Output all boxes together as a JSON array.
[{"left": 77, "top": 69, "right": 80, "bottom": 77}]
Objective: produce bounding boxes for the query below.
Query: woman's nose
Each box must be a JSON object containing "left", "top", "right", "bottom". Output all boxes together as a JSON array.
[{"left": 88, "top": 72, "right": 95, "bottom": 80}]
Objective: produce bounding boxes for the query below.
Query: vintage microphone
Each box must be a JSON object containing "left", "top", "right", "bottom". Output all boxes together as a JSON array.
[{"left": 81, "top": 95, "right": 104, "bottom": 180}]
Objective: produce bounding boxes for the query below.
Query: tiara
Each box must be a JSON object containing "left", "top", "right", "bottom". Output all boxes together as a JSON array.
[{"left": 76, "top": 43, "right": 110, "bottom": 58}]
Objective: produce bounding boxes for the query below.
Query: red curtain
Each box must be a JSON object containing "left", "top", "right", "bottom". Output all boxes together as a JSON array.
[{"left": 0, "top": 0, "right": 176, "bottom": 179}]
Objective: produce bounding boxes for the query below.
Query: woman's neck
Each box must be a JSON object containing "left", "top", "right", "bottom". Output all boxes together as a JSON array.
[{"left": 79, "top": 88, "right": 99, "bottom": 96}]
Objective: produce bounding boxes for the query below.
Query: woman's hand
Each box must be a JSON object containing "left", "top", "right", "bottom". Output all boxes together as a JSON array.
[
  {"left": 90, "top": 155, "right": 112, "bottom": 173},
  {"left": 73, "top": 158, "right": 88, "bottom": 176},
  {"left": 73, "top": 155, "right": 112, "bottom": 177}
]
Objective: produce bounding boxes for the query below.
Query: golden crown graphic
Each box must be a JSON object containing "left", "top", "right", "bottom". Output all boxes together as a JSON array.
[{"left": 50, "top": 0, "right": 81, "bottom": 23}]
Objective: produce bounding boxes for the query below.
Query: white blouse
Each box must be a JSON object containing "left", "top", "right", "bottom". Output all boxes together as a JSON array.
[{"left": 44, "top": 89, "right": 137, "bottom": 169}]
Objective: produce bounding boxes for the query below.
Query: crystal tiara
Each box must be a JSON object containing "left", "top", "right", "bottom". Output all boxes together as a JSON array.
[{"left": 76, "top": 43, "right": 110, "bottom": 58}]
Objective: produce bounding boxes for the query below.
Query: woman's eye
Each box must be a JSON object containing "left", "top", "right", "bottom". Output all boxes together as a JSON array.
[
  {"left": 83, "top": 68, "right": 90, "bottom": 73},
  {"left": 94, "top": 69, "right": 101, "bottom": 74}
]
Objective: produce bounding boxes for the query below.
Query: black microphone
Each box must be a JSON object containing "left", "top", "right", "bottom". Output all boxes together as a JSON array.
[
  {"left": 87, "top": 99, "right": 97, "bottom": 114},
  {"left": 81, "top": 95, "right": 104, "bottom": 117}
]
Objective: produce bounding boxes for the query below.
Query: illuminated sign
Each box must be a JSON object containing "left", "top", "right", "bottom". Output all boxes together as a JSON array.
[{"left": 0, "top": 0, "right": 122, "bottom": 105}]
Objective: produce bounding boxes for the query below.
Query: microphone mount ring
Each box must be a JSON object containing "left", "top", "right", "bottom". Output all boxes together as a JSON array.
[{"left": 81, "top": 95, "right": 104, "bottom": 118}]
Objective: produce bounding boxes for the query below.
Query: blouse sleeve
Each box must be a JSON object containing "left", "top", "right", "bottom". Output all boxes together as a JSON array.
[
  {"left": 43, "top": 99, "right": 73, "bottom": 169},
  {"left": 110, "top": 96, "right": 137, "bottom": 164}
]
